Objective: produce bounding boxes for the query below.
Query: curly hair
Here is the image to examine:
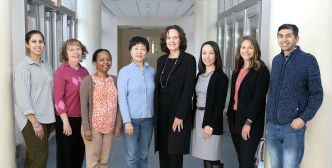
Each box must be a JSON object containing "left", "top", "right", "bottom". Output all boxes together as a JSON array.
[
  {"left": 59, "top": 39, "right": 88, "bottom": 62},
  {"left": 160, "top": 25, "right": 187, "bottom": 53},
  {"left": 235, "top": 36, "right": 265, "bottom": 72}
]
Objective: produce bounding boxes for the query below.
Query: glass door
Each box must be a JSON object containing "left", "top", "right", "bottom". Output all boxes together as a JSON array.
[
  {"left": 225, "top": 15, "right": 234, "bottom": 72},
  {"left": 44, "top": 10, "right": 54, "bottom": 67},
  {"left": 246, "top": 3, "right": 260, "bottom": 39}
]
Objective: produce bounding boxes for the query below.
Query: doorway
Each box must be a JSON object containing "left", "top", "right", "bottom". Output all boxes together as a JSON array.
[{"left": 117, "top": 27, "right": 165, "bottom": 71}]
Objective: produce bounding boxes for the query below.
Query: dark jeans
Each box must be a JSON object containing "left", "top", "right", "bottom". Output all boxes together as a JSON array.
[
  {"left": 55, "top": 116, "right": 85, "bottom": 168},
  {"left": 158, "top": 151, "right": 183, "bottom": 168},
  {"left": 22, "top": 120, "right": 52, "bottom": 168},
  {"left": 231, "top": 133, "right": 260, "bottom": 168}
]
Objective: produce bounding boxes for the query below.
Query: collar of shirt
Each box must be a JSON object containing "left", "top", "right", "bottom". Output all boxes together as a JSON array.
[
  {"left": 24, "top": 55, "right": 44, "bottom": 65},
  {"left": 129, "top": 61, "right": 150, "bottom": 70},
  {"left": 63, "top": 61, "right": 82, "bottom": 69},
  {"left": 280, "top": 45, "right": 301, "bottom": 60}
]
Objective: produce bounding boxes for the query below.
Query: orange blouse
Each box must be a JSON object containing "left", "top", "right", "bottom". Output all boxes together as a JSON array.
[{"left": 91, "top": 75, "right": 118, "bottom": 133}]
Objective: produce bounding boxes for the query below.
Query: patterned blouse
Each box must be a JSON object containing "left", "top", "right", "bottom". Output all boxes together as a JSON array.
[{"left": 91, "top": 75, "right": 118, "bottom": 133}]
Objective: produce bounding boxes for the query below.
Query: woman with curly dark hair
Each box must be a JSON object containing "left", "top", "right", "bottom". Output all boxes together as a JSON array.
[{"left": 154, "top": 25, "right": 196, "bottom": 168}]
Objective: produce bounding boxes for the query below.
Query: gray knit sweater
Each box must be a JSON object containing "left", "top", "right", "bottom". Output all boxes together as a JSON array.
[{"left": 266, "top": 46, "right": 323, "bottom": 124}]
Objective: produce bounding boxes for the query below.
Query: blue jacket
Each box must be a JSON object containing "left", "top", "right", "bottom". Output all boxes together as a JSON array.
[{"left": 266, "top": 46, "right": 323, "bottom": 124}]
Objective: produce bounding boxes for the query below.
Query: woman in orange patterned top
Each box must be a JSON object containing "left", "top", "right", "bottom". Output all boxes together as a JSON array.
[{"left": 80, "top": 49, "right": 122, "bottom": 168}]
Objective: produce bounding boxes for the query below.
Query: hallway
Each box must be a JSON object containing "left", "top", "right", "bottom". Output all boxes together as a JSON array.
[{"left": 17, "top": 132, "right": 238, "bottom": 168}]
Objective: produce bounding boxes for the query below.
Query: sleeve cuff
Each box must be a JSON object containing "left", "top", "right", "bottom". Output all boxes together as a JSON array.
[{"left": 22, "top": 108, "right": 35, "bottom": 115}]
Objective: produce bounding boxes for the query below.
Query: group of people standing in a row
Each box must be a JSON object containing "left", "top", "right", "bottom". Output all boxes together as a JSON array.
[{"left": 14, "top": 23, "right": 323, "bottom": 168}]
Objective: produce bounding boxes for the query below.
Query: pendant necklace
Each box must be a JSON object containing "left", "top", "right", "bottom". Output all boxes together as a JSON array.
[
  {"left": 202, "top": 71, "right": 213, "bottom": 78},
  {"left": 159, "top": 58, "right": 178, "bottom": 88}
]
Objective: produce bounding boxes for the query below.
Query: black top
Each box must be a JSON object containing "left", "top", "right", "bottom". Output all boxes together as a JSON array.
[
  {"left": 154, "top": 52, "right": 196, "bottom": 154},
  {"left": 227, "top": 66, "right": 270, "bottom": 137},
  {"left": 159, "top": 58, "right": 177, "bottom": 92},
  {"left": 192, "top": 70, "right": 229, "bottom": 135}
]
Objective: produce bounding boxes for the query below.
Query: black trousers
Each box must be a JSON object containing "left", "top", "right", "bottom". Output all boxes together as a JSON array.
[
  {"left": 159, "top": 151, "right": 183, "bottom": 168},
  {"left": 231, "top": 133, "right": 260, "bottom": 168},
  {"left": 55, "top": 116, "right": 85, "bottom": 168}
]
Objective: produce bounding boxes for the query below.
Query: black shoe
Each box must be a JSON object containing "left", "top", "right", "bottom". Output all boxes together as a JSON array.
[
  {"left": 204, "top": 160, "right": 212, "bottom": 168},
  {"left": 211, "top": 162, "right": 224, "bottom": 168}
]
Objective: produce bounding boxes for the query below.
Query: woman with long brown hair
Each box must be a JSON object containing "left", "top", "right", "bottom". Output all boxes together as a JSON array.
[{"left": 227, "top": 36, "right": 270, "bottom": 168}]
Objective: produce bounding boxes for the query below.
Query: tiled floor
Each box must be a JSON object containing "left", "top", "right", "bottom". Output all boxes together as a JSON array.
[{"left": 18, "top": 132, "right": 238, "bottom": 168}]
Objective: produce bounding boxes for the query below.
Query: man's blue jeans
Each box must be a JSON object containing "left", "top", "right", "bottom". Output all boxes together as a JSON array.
[
  {"left": 123, "top": 118, "right": 153, "bottom": 168},
  {"left": 266, "top": 122, "right": 306, "bottom": 168}
]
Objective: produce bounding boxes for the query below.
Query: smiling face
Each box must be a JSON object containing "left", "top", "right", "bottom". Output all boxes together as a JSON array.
[
  {"left": 25, "top": 34, "right": 44, "bottom": 57},
  {"left": 240, "top": 40, "right": 255, "bottom": 63},
  {"left": 130, "top": 43, "right": 147, "bottom": 65},
  {"left": 66, "top": 44, "right": 82, "bottom": 65},
  {"left": 278, "top": 28, "right": 299, "bottom": 56},
  {"left": 166, "top": 29, "right": 181, "bottom": 52},
  {"left": 201, "top": 44, "right": 216, "bottom": 68},
  {"left": 94, "top": 51, "right": 112, "bottom": 74}
]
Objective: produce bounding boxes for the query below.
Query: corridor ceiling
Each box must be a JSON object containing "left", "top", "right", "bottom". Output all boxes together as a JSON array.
[{"left": 102, "top": 0, "right": 195, "bottom": 17}]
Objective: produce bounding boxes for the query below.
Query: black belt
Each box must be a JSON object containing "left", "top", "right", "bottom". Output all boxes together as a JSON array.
[{"left": 197, "top": 106, "right": 205, "bottom": 110}]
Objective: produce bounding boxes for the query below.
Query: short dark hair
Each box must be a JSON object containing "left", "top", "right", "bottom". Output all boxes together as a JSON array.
[
  {"left": 278, "top": 24, "right": 299, "bottom": 37},
  {"left": 129, "top": 36, "right": 149, "bottom": 52},
  {"left": 59, "top": 39, "right": 88, "bottom": 62},
  {"left": 160, "top": 25, "right": 187, "bottom": 53},
  {"left": 25, "top": 30, "right": 45, "bottom": 44},
  {"left": 92, "top": 49, "right": 112, "bottom": 62},
  {"left": 198, "top": 41, "right": 224, "bottom": 74}
]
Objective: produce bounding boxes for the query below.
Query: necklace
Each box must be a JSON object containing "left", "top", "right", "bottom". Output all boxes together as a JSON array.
[
  {"left": 159, "top": 58, "right": 178, "bottom": 88},
  {"left": 201, "top": 71, "right": 213, "bottom": 78}
]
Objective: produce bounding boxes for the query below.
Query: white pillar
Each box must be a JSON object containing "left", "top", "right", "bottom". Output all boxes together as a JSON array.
[
  {"left": 0, "top": 0, "right": 16, "bottom": 167},
  {"left": 262, "top": 0, "right": 332, "bottom": 167},
  {"left": 194, "top": 0, "right": 218, "bottom": 58},
  {"left": 77, "top": 0, "right": 102, "bottom": 73}
]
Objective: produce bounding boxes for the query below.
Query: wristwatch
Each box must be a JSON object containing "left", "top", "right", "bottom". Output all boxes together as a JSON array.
[
  {"left": 245, "top": 119, "right": 253, "bottom": 126},
  {"left": 208, "top": 126, "right": 213, "bottom": 131}
]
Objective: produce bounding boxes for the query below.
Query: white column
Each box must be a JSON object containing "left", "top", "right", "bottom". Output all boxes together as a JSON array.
[
  {"left": 0, "top": 0, "right": 16, "bottom": 167},
  {"left": 262, "top": 0, "right": 332, "bottom": 167},
  {"left": 194, "top": 0, "right": 218, "bottom": 58},
  {"left": 77, "top": 0, "right": 102, "bottom": 73}
]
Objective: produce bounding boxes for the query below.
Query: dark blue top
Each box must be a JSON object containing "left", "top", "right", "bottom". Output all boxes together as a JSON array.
[{"left": 266, "top": 46, "right": 323, "bottom": 124}]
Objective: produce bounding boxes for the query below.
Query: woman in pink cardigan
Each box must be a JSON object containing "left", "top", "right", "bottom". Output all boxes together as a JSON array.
[{"left": 53, "top": 39, "right": 89, "bottom": 168}]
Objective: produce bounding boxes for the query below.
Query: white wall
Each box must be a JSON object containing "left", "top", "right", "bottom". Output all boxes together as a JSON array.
[
  {"left": 101, "top": 11, "right": 196, "bottom": 75},
  {"left": 194, "top": 0, "right": 218, "bottom": 58},
  {"left": 77, "top": 0, "right": 101, "bottom": 74},
  {"left": 2, "top": 0, "right": 16, "bottom": 167},
  {"left": 11, "top": 0, "right": 26, "bottom": 147},
  {"left": 262, "top": 0, "right": 332, "bottom": 167}
]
